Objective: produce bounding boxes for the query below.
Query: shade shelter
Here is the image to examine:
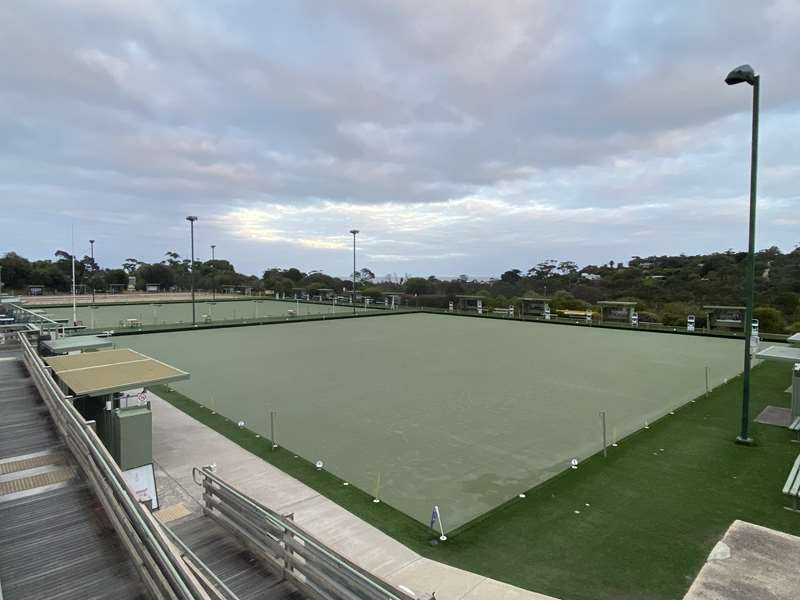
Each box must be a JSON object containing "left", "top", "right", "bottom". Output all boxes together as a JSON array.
[
  {"left": 382, "top": 292, "right": 403, "bottom": 309},
  {"left": 598, "top": 301, "right": 637, "bottom": 324},
  {"left": 704, "top": 305, "right": 746, "bottom": 331},
  {"left": 456, "top": 295, "right": 484, "bottom": 314},
  {"left": 40, "top": 334, "right": 113, "bottom": 355},
  {"left": 520, "top": 297, "right": 550, "bottom": 318},
  {"left": 44, "top": 348, "right": 189, "bottom": 472},
  {"left": 44, "top": 348, "right": 189, "bottom": 397}
]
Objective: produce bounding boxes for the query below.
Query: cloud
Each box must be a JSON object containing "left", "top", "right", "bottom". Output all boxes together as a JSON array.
[{"left": 1, "top": 0, "right": 799, "bottom": 275}]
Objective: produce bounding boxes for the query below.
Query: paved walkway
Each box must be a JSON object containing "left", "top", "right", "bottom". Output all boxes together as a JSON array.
[
  {"left": 683, "top": 520, "right": 800, "bottom": 600},
  {"left": 149, "top": 391, "right": 558, "bottom": 600}
]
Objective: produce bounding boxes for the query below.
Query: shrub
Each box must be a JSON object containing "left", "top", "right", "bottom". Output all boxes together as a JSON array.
[{"left": 753, "top": 307, "right": 785, "bottom": 334}]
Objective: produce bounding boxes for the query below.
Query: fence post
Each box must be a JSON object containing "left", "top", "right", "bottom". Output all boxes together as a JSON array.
[{"left": 600, "top": 411, "right": 607, "bottom": 457}]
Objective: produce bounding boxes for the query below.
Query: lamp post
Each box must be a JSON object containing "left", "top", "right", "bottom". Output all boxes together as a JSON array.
[
  {"left": 725, "top": 64, "right": 759, "bottom": 446},
  {"left": 211, "top": 244, "right": 216, "bottom": 301},
  {"left": 186, "top": 216, "right": 198, "bottom": 325},
  {"left": 349, "top": 229, "right": 359, "bottom": 314},
  {"left": 89, "top": 239, "right": 95, "bottom": 302}
]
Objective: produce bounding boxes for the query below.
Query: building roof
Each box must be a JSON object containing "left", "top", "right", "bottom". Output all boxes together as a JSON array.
[
  {"left": 520, "top": 297, "right": 550, "bottom": 302},
  {"left": 455, "top": 295, "right": 483, "bottom": 299},
  {"left": 41, "top": 335, "right": 113, "bottom": 354},
  {"left": 597, "top": 301, "right": 637, "bottom": 306},
  {"left": 44, "top": 348, "right": 189, "bottom": 396}
]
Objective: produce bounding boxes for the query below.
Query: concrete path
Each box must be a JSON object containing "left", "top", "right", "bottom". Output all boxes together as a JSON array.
[
  {"left": 683, "top": 520, "right": 800, "bottom": 600},
  {"left": 148, "top": 391, "right": 558, "bottom": 600}
]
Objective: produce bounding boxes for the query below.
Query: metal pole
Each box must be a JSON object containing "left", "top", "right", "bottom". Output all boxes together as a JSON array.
[
  {"left": 600, "top": 410, "right": 607, "bottom": 457},
  {"left": 349, "top": 230, "right": 359, "bottom": 314},
  {"left": 211, "top": 245, "right": 216, "bottom": 301},
  {"left": 270, "top": 411, "right": 277, "bottom": 449},
  {"left": 737, "top": 75, "right": 759, "bottom": 446},
  {"left": 187, "top": 216, "right": 198, "bottom": 325},
  {"left": 705, "top": 366, "right": 710, "bottom": 398}
]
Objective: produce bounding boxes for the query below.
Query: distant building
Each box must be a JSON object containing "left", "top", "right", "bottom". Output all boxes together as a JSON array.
[{"left": 581, "top": 273, "right": 601, "bottom": 281}]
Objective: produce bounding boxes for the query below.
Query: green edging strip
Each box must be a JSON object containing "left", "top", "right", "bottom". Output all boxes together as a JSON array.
[{"left": 155, "top": 360, "right": 800, "bottom": 600}]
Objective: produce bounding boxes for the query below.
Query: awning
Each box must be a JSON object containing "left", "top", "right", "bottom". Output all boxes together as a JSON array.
[
  {"left": 41, "top": 335, "right": 113, "bottom": 354},
  {"left": 755, "top": 345, "right": 800, "bottom": 364},
  {"left": 44, "top": 348, "right": 189, "bottom": 396}
]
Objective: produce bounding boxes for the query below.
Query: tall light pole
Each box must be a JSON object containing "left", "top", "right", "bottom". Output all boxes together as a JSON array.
[
  {"left": 210, "top": 244, "right": 216, "bottom": 301},
  {"left": 349, "top": 229, "right": 359, "bottom": 314},
  {"left": 725, "top": 64, "right": 759, "bottom": 445},
  {"left": 89, "top": 239, "right": 95, "bottom": 302},
  {"left": 187, "top": 216, "right": 198, "bottom": 325}
]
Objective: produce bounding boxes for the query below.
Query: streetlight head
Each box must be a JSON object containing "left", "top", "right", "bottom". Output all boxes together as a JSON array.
[
  {"left": 89, "top": 239, "right": 95, "bottom": 244},
  {"left": 349, "top": 229, "right": 359, "bottom": 235},
  {"left": 725, "top": 64, "right": 757, "bottom": 86},
  {"left": 186, "top": 215, "right": 198, "bottom": 222}
]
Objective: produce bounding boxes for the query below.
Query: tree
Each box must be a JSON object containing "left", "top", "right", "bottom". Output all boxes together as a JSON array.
[
  {"left": 405, "top": 277, "right": 434, "bottom": 295},
  {"left": 500, "top": 269, "right": 522, "bottom": 284},
  {"left": 360, "top": 268, "right": 375, "bottom": 282},
  {"left": 137, "top": 263, "right": 175, "bottom": 290},
  {"left": 773, "top": 292, "right": 799, "bottom": 318},
  {"left": 557, "top": 261, "right": 578, "bottom": 275},
  {"left": 0, "top": 252, "right": 33, "bottom": 290},
  {"left": 122, "top": 258, "right": 141, "bottom": 275},
  {"left": 283, "top": 268, "right": 305, "bottom": 283},
  {"left": 753, "top": 307, "right": 785, "bottom": 334},
  {"left": 528, "top": 260, "right": 557, "bottom": 280}
]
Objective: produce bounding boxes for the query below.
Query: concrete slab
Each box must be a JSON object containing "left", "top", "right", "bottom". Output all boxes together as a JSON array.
[
  {"left": 683, "top": 520, "right": 800, "bottom": 600},
  {"left": 147, "top": 390, "right": 560, "bottom": 600},
  {"left": 464, "top": 578, "right": 560, "bottom": 600},
  {"left": 754, "top": 405, "right": 792, "bottom": 427},
  {"left": 385, "top": 558, "right": 486, "bottom": 600}
]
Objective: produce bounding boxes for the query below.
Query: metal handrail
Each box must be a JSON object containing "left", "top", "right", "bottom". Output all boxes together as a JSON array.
[
  {"left": 192, "top": 466, "right": 425, "bottom": 600},
  {"left": 161, "top": 525, "right": 239, "bottom": 600},
  {"left": 17, "top": 331, "right": 220, "bottom": 600}
]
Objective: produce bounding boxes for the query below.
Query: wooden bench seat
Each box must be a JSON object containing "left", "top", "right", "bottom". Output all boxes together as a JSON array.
[
  {"left": 790, "top": 417, "right": 800, "bottom": 443},
  {"left": 783, "top": 454, "right": 800, "bottom": 512}
]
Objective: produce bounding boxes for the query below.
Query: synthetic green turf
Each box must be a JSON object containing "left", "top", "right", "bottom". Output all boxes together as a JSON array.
[
  {"left": 154, "top": 357, "right": 800, "bottom": 600},
  {"left": 45, "top": 298, "right": 373, "bottom": 329},
  {"left": 123, "top": 313, "right": 743, "bottom": 530}
]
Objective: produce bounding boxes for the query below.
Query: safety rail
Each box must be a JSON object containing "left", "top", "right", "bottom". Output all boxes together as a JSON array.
[
  {"left": 8, "top": 302, "right": 63, "bottom": 336},
  {"left": 18, "top": 331, "right": 225, "bottom": 600},
  {"left": 193, "top": 466, "right": 431, "bottom": 600},
  {"left": 161, "top": 525, "right": 239, "bottom": 600}
]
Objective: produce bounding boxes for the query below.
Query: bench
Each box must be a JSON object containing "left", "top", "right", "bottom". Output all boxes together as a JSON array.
[
  {"left": 783, "top": 454, "right": 800, "bottom": 512},
  {"left": 790, "top": 417, "right": 800, "bottom": 443}
]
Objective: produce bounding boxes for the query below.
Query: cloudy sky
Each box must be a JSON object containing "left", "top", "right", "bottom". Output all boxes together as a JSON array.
[{"left": 1, "top": 1, "right": 798, "bottom": 278}]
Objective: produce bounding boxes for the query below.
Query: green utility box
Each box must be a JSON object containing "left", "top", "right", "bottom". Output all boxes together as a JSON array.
[{"left": 109, "top": 406, "right": 152, "bottom": 470}]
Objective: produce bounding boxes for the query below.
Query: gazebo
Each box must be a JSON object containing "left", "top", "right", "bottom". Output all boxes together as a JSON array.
[
  {"left": 703, "top": 306, "right": 746, "bottom": 331},
  {"left": 597, "top": 301, "right": 637, "bottom": 324},
  {"left": 382, "top": 292, "right": 403, "bottom": 309},
  {"left": 456, "top": 295, "right": 484, "bottom": 314},
  {"left": 520, "top": 297, "right": 551, "bottom": 319}
]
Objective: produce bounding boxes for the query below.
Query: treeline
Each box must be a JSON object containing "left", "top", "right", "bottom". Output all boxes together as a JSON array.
[{"left": 2, "top": 245, "right": 799, "bottom": 333}]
